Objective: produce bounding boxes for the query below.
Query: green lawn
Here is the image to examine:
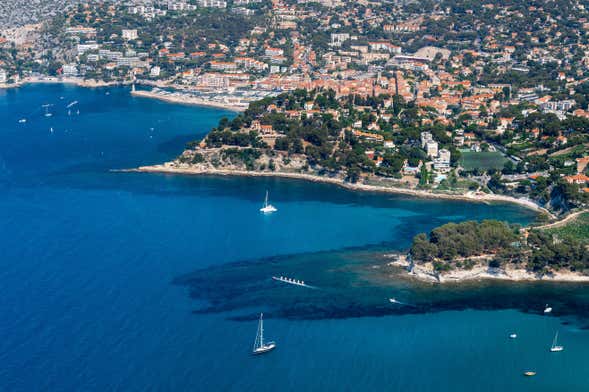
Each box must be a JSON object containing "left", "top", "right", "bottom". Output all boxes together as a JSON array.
[
  {"left": 545, "top": 213, "right": 589, "bottom": 244},
  {"left": 460, "top": 150, "right": 509, "bottom": 170}
]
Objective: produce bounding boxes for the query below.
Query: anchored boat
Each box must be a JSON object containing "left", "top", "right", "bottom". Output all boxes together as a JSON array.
[
  {"left": 550, "top": 331, "right": 564, "bottom": 352},
  {"left": 252, "top": 313, "right": 276, "bottom": 355},
  {"left": 259, "top": 190, "right": 277, "bottom": 213}
]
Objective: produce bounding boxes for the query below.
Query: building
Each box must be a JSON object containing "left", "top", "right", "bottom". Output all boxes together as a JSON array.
[
  {"left": 425, "top": 140, "right": 439, "bottom": 157},
  {"left": 62, "top": 64, "right": 78, "bottom": 77},
  {"left": 149, "top": 66, "right": 160, "bottom": 77},
  {"left": 77, "top": 43, "right": 100, "bottom": 55},
  {"left": 198, "top": 0, "right": 227, "bottom": 7},
  {"left": 420, "top": 131, "right": 433, "bottom": 148},
  {"left": 122, "top": 29, "right": 138, "bottom": 41},
  {"left": 330, "top": 33, "right": 350, "bottom": 47},
  {"left": 433, "top": 149, "right": 451, "bottom": 172},
  {"left": 0, "top": 69, "right": 7, "bottom": 83}
]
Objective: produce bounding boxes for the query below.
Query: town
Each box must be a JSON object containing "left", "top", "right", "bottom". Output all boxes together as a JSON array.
[{"left": 1, "top": 0, "right": 589, "bottom": 212}]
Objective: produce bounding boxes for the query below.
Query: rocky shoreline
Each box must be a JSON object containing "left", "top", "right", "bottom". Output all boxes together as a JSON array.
[
  {"left": 132, "top": 160, "right": 551, "bottom": 215},
  {"left": 386, "top": 254, "right": 589, "bottom": 284}
]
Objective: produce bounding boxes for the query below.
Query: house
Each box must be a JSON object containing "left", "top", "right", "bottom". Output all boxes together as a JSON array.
[
  {"left": 576, "top": 156, "right": 589, "bottom": 173},
  {"left": 122, "top": 29, "right": 138, "bottom": 40},
  {"left": 402, "top": 159, "right": 422, "bottom": 175},
  {"left": 565, "top": 174, "right": 589, "bottom": 185}
]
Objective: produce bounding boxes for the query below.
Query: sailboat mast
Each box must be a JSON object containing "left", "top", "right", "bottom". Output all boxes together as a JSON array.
[
  {"left": 259, "top": 313, "right": 264, "bottom": 346},
  {"left": 264, "top": 191, "right": 269, "bottom": 208}
]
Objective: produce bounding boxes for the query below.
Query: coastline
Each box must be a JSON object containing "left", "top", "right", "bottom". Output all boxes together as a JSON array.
[
  {"left": 130, "top": 89, "right": 245, "bottom": 112},
  {"left": 0, "top": 76, "right": 125, "bottom": 90},
  {"left": 386, "top": 255, "right": 589, "bottom": 284},
  {"left": 0, "top": 77, "right": 246, "bottom": 112},
  {"left": 131, "top": 162, "right": 551, "bottom": 215}
]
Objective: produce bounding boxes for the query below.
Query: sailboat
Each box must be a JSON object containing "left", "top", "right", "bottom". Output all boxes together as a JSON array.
[
  {"left": 259, "top": 190, "right": 277, "bottom": 213},
  {"left": 252, "top": 313, "right": 276, "bottom": 355},
  {"left": 550, "top": 331, "right": 564, "bottom": 352},
  {"left": 42, "top": 104, "right": 53, "bottom": 117}
]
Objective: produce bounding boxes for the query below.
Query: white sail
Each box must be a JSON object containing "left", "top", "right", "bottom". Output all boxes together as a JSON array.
[
  {"left": 260, "top": 190, "right": 277, "bottom": 213},
  {"left": 252, "top": 313, "right": 276, "bottom": 354},
  {"left": 550, "top": 331, "right": 564, "bottom": 352}
]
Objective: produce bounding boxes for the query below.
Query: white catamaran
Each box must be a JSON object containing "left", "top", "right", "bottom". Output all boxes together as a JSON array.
[
  {"left": 259, "top": 190, "right": 277, "bottom": 213},
  {"left": 252, "top": 313, "right": 276, "bottom": 355},
  {"left": 550, "top": 331, "right": 564, "bottom": 352}
]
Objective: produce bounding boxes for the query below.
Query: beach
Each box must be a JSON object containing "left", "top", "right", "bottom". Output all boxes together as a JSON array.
[{"left": 130, "top": 89, "right": 246, "bottom": 112}]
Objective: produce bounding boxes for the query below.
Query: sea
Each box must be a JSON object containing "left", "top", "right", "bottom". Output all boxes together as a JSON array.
[{"left": 0, "top": 84, "right": 588, "bottom": 391}]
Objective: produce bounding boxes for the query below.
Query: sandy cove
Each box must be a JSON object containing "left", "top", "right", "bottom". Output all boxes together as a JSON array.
[
  {"left": 130, "top": 89, "right": 246, "bottom": 112},
  {"left": 131, "top": 162, "right": 551, "bottom": 215},
  {"left": 386, "top": 255, "right": 589, "bottom": 283}
]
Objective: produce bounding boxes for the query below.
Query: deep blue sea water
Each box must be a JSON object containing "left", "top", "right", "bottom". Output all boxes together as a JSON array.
[{"left": 1, "top": 84, "right": 588, "bottom": 391}]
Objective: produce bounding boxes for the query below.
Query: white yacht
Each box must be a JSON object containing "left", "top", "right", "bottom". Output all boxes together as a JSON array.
[
  {"left": 252, "top": 313, "right": 276, "bottom": 355},
  {"left": 544, "top": 304, "right": 553, "bottom": 314},
  {"left": 509, "top": 333, "right": 517, "bottom": 339},
  {"left": 550, "top": 331, "right": 564, "bottom": 352},
  {"left": 259, "top": 190, "right": 277, "bottom": 213},
  {"left": 18, "top": 118, "right": 26, "bottom": 123}
]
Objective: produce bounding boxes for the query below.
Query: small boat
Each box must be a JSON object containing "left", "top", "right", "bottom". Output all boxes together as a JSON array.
[
  {"left": 259, "top": 190, "right": 277, "bottom": 213},
  {"left": 550, "top": 331, "right": 564, "bottom": 352},
  {"left": 42, "top": 104, "right": 53, "bottom": 117},
  {"left": 66, "top": 100, "right": 78, "bottom": 108},
  {"left": 252, "top": 313, "right": 276, "bottom": 355},
  {"left": 544, "top": 304, "right": 553, "bottom": 314},
  {"left": 272, "top": 276, "right": 309, "bottom": 287},
  {"left": 389, "top": 298, "right": 400, "bottom": 304},
  {"left": 76, "top": 109, "right": 80, "bottom": 115},
  {"left": 509, "top": 333, "right": 517, "bottom": 339},
  {"left": 524, "top": 371, "right": 536, "bottom": 377},
  {"left": 50, "top": 127, "right": 54, "bottom": 133},
  {"left": 68, "top": 110, "right": 71, "bottom": 116},
  {"left": 18, "top": 118, "right": 26, "bottom": 123}
]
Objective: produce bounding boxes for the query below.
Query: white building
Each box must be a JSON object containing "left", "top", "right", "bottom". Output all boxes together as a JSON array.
[
  {"left": 0, "top": 69, "right": 7, "bottom": 83},
  {"left": 77, "top": 43, "right": 100, "bottom": 55},
  {"left": 150, "top": 66, "right": 161, "bottom": 77},
  {"left": 122, "top": 29, "right": 138, "bottom": 41},
  {"left": 433, "top": 149, "right": 451, "bottom": 172},
  {"left": 62, "top": 64, "right": 78, "bottom": 77},
  {"left": 330, "top": 33, "right": 350, "bottom": 47},
  {"left": 425, "top": 140, "right": 439, "bottom": 157},
  {"left": 420, "top": 131, "right": 433, "bottom": 148},
  {"left": 198, "top": 0, "right": 227, "bottom": 7}
]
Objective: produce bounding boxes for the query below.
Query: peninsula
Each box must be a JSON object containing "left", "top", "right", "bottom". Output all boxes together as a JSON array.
[
  {"left": 382, "top": 218, "right": 589, "bottom": 284},
  {"left": 135, "top": 87, "right": 589, "bottom": 282},
  {"left": 137, "top": 88, "right": 587, "bottom": 216}
]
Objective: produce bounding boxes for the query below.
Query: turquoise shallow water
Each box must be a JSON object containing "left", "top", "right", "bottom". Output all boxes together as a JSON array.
[{"left": 0, "top": 84, "right": 588, "bottom": 391}]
